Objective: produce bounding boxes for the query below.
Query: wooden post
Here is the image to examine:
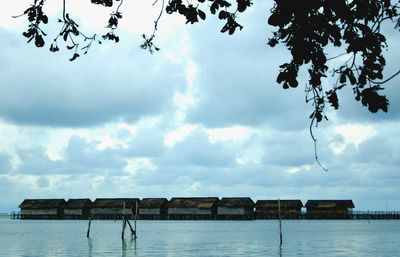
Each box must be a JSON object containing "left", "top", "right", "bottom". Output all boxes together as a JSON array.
[
  {"left": 126, "top": 217, "right": 136, "bottom": 237},
  {"left": 86, "top": 215, "right": 92, "bottom": 238},
  {"left": 368, "top": 210, "right": 370, "bottom": 224},
  {"left": 121, "top": 201, "right": 126, "bottom": 239},
  {"left": 278, "top": 198, "right": 282, "bottom": 246},
  {"left": 121, "top": 218, "right": 126, "bottom": 239},
  {"left": 134, "top": 200, "right": 138, "bottom": 238}
]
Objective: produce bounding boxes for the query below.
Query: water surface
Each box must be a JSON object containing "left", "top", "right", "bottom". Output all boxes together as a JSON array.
[{"left": 1, "top": 218, "right": 399, "bottom": 256}]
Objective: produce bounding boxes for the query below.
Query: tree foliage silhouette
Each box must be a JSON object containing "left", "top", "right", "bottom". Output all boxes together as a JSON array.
[{"left": 15, "top": 0, "right": 400, "bottom": 127}]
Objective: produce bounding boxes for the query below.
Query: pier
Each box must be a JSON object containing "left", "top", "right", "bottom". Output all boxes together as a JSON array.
[
  {"left": 9, "top": 210, "right": 400, "bottom": 220},
  {"left": 13, "top": 198, "right": 400, "bottom": 220}
]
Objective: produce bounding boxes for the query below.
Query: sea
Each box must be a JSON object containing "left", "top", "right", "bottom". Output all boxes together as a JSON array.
[{"left": 0, "top": 216, "right": 399, "bottom": 257}]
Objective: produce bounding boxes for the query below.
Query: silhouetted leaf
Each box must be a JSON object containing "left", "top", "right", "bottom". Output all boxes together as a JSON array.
[
  {"left": 69, "top": 53, "right": 80, "bottom": 61},
  {"left": 35, "top": 35, "right": 44, "bottom": 47}
]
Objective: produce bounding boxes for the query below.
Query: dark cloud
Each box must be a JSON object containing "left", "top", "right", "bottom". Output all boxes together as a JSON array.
[
  {"left": 15, "top": 135, "right": 127, "bottom": 175},
  {"left": 155, "top": 128, "right": 237, "bottom": 167},
  {"left": 16, "top": 147, "right": 63, "bottom": 175},
  {"left": 0, "top": 29, "right": 185, "bottom": 127},
  {"left": 36, "top": 177, "right": 49, "bottom": 188},
  {"left": 0, "top": 152, "right": 11, "bottom": 174},
  {"left": 64, "top": 135, "right": 127, "bottom": 172},
  {"left": 183, "top": 2, "right": 316, "bottom": 130},
  {"left": 122, "top": 126, "right": 167, "bottom": 158},
  {"left": 261, "top": 130, "right": 319, "bottom": 167}
]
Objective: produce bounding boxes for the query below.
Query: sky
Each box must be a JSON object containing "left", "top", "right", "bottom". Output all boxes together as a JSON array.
[{"left": 0, "top": 1, "right": 399, "bottom": 212}]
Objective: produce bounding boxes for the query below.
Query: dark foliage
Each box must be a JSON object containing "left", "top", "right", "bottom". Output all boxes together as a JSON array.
[
  {"left": 19, "top": 0, "right": 48, "bottom": 48},
  {"left": 267, "top": 0, "right": 399, "bottom": 125}
]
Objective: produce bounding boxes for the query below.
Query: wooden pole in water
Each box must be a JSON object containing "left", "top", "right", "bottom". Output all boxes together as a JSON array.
[
  {"left": 121, "top": 201, "right": 126, "bottom": 239},
  {"left": 278, "top": 198, "right": 282, "bottom": 246},
  {"left": 134, "top": 200, "right": 138, "bottom": 238},
  {"left": 121, "top": 218, "right": 126, "bottom": 239},
  {"left": 368, "top": 210, "right": 370, "bottom": 224},
  {"left": 126, "top": 217, "right": 136, "bottom": 237},
  {"left": 86, "top": 215, "right": 92, "bottom": 238}
]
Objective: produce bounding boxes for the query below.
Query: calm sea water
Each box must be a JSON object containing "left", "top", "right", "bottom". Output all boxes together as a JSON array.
[{"left": 0, "top": 217, "right": 399, "bottom": 257}]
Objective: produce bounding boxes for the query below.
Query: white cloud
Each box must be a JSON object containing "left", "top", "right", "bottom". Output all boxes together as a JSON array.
[
  {"left": 207, "top": 126, "right": 250, "bottom": 143},
  {"left": 330, "top": 124, "right": 378, "bottom": 155},
  {"left": 164, "top": 124, "right": 197, "bottom": 147},
  {"left": 123, "top": 158, "right": 157, "bottom": 176}
]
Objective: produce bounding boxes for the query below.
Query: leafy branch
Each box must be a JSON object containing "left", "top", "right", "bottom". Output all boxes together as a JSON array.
[
  {"left": 14, "top": 0, "right": 126, "bottom": 61},
  {"left": 13, "top": 0, "right": 48, "bottom": 48}
]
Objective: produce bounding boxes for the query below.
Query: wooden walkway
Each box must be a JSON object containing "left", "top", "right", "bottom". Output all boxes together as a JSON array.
[{"left": 9, "top": 211, "right": 400, "bottom": 220}]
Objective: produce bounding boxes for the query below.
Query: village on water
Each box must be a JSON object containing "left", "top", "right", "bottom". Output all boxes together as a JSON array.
[{"left": 13, "top": 197, "right": 400, "bottom": 220}]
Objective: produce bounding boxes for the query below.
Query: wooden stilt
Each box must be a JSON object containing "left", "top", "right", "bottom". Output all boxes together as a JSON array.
[
  {"left": 122, "top": 201, "right": 126, "bottom": 239},
  {"left": 86, "top": 215, "right": 92, "bottom": 238},
  {"left": 134, "top": 200, "right": 138, "bottom": 238},
  {"left": 368, "top": 210, "right": 370, "bottom": 224},
  {"left": 126, "top": 217, "right": 136, "bottom": 237},
  {"left": 278, "top": 198, "right": 282, "bottom": 246},
  {"left": 122, "top": 218, "right": 127, "bottom": 239}
]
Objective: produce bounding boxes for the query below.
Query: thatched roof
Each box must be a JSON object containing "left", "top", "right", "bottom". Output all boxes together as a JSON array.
[
  {"left": 139, "top": 198, "right": 168, "bottom": 209},
  {"left": 217, "top": 197, "right": 254, "bottom": 208},
  {"left": 255, "top": 200, "right": 303, "bottom": 209},
  {"left": 305, "top": 200, "right": 354, "bottom": 209},
  {"left": 19, "top": 199, "right": 66, "bottom": 209},
  {"left": 65, "top": 199, "right": 92, "bottom": 209},
  {"left": 92, "top": 198, "right": 139, "bottom": 209},
  {"left": 168, "top": 197, "right": 219, "bottom": 208}
]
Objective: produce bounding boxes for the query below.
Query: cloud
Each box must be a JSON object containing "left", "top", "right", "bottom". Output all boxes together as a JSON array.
[
  {"left": 36, "top": 177, "right": 50, "bottom": 188},
  {"left": 184, "top": 3, "right": 312, "bottom": 130},
  {"left": 0, "top": 28, "right": 187, "bottom": 127},
  {"left": 156, "top": 127, "right": 237, "bottom": 168},
  {"left": 0, "top": 152, "right": 11, "bottom": 174}
]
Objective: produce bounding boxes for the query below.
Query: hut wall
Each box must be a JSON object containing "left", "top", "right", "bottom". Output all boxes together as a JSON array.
[
  {"left": 140, "top": 209, "right": 161, "bottom": 215},
  {"left": 218, "top": 207, "right": 252, "bottom": 215},
  {"left": 258, "top": 209, "right": 301, "bottom": 214},
  {"left": 91, "top": 208, "right": 133, "bottom": 215},
  {"left": 21, "top": 209, "right": 58, "bottom": 215},
  {"left": 168, "top": 208, "right": 211, "bottom": 215},
  {"left": 64, "top": 209, "right": 82, "bottom": 215}
]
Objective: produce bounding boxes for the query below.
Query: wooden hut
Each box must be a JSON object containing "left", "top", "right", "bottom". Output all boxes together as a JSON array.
[
  {"left": 64, "top": 199, "right": 92, "bottom": 219},
  {"left": 139, "top": 198, "right": 168, "bottom": 220},
  {"left": 168, "top": 197, "right": 219, "bottom": 219},
  {"left": 255, "top": 200, "right": 303, "bottom": 219},
  {"left": 91, "top": 198, "right": 139, "bottom": 220},
  {"left": 217, "top": 197, "right": 255, "bottom": 219},
  {"left": 305, "top": 200, "right": 355, "bottom": 219},
  {"left": 19, "top": 199, "right": 66, "bottom": 219}
]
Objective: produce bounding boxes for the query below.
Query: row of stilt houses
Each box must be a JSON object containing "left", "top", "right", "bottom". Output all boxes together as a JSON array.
[{"left": 17, "top": 197, "right": 366, "bottom": 220}]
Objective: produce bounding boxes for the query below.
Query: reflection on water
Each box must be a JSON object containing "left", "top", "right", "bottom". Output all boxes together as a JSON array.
[
  {"left": 87, "top": 238, "right": 93, "bottom": 257},
  {"left": 121, "top": 238, "right": 137, "bottom": 257},
  {"left": 0, "top": 219, "right": 399, "bottom": 256}
]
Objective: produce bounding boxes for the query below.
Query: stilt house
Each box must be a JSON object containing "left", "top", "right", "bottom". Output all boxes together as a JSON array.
[
  {"left": 305, "top": 200, "right": 355, "bottom": 219},
  {"left": 139, "top": 198, "right": 168, "bottom": 219},
  {"left": 19, "top": 199, "right": 66, "bottom": 219},
  {"left": 255, "top": 200, "right": 303, "bottom": 219},
  {"left": 91, "top": 198, "right": 139, "bottom": 220},
  {"left": 217, "top": 197, "right": 255, "bottom": 219},
  {"left": 168, "top": 197, "right": 219, "bottom": 219},
  {"left": 64, "top": 199, "right": 92, "bottom": 219}
]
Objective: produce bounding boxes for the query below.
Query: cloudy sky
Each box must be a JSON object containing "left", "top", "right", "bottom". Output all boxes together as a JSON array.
[{"left": 0, "top": 1, "right": 399, "bottom": 212}]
